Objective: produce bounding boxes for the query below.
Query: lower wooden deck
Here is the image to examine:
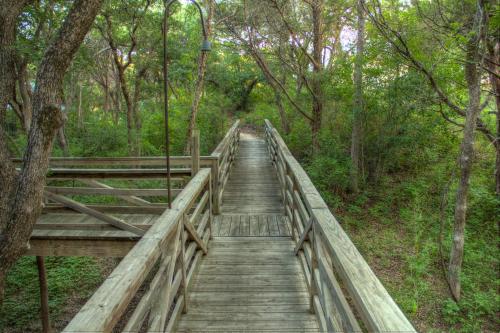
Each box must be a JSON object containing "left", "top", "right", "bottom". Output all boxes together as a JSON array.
[
  {"left": 28, "top": 213, "right": 159, "bottom": 256},
  {"left": 177, "top": 133, "right": 318, "bottom": 332}
]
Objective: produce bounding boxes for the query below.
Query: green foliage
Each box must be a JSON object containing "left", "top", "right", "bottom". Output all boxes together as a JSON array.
[
  {"left": 0, "top": 257, "right": 103, "bottom": 331},
  {"left": 305, "top": 154, "right": 350, "bottom": 210},
  {"left": 3, "top": 0, "right": 498, "bottom": 332}
]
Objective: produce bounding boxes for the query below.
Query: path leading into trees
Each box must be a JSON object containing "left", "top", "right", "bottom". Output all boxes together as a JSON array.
[
  {"left": 54, "top": 120, "right": 414, "bottom": 332},
  {"left": 176, "top": 132, "right": 318, "bottom": 332}
]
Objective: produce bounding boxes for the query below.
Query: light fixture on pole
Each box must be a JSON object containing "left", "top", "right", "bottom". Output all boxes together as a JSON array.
[{"left": 162, "top": 0, "right": 210, "bottom": 208}]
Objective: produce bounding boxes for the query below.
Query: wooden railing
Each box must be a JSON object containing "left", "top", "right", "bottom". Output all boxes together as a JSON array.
[
  {"left": 210, "top": 119, "right": 240, "bottom": 214},
  {"left": 264, "top": 120, "right": 415, "bottom": 332},
  {"left": 62, "top": 121, "right": 240, "bottom": 332},
  {"left": 64, "top": 168, "right": 212, "bottom": 332},
  {"left": 14, "top": 120, "right": 240, "bottom": 215}
]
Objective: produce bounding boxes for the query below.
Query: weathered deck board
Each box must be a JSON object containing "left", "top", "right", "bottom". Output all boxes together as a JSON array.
[
  {"left": 221, "top": 134, "right": 283, "bottom": 214},
  {"left": 212, "top": 214, "right": 291, "bottom": 237},
  {"left": 177, "top": 133, "right": 317, "bottom": 332},
  {"left": 177, "top": 239, "right": 318, "bottom": 332}
]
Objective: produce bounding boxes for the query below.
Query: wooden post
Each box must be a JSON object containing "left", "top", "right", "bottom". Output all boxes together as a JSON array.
[
  {"left": 36, "top": 256, "right": 51, "bottom": 333},
  {"left": 180, "top": 224, "right": 188, "bottom": 313},
  {"left": 212, "top": 158, "right": 220, "bottom": 215},
  {"left": 191, "top": 130, "right": 200, "bottom": 177},
  {"left": 309, "top": 224, "right": 318, "bottom": 314},
  {"left": 207, "top": 179, "right": 213, "bottom": 240}
]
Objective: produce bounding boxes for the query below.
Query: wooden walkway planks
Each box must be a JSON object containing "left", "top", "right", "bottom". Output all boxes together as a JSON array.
[
  {"left": 177, "top": 132, "right": 318, "bottom": 332},
  {"left": 212, "top": 214, "right": 291, "bottom": 237},
  {"left": 177, "top": 238, "right": 319, "bottom": 333},
  {"left": 221, "top": 133, "right": 283, "bottom": 214}
]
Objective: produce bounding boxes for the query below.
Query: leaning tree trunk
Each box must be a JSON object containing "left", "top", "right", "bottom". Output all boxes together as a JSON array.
[
  {"left": 0, "top": 0, "right": 104, "bottom": 302},
  {"left": 448, "top": 29, "right": 483, "bottom": 302},
  {"left": 185, "top": 0, "right": 214, "bottom": 155},
  {"left": 350, "top": 0, "right": 365, "bottom": 193}
]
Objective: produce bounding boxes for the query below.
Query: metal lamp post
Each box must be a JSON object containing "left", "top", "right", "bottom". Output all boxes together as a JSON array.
[{"left": 163, "top": 0, "right": 211, "bottom": 208}]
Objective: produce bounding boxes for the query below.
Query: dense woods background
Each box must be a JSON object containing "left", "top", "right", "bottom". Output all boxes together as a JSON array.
[{"left": 0, "top": 0, "right": 498, "bottom": 331}]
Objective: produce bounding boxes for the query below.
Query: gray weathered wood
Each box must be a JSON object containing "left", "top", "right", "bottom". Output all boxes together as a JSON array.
[
  {"left": 63, "top": 169, "right": 211, "bottom": 332},
  {"left": 264, "top": 119, "right": 415, "bottom": 332},
  {"left": 44, "top": 191, "right": 145, "bottom": 236}
]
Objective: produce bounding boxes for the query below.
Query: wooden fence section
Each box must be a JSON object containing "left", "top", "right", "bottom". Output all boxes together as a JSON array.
[
  {"left": 14, "top": 120, "right": 240, "bottom": 215},
  {"left": 64, "top": 168, "right": 212, "bottom": 332},
  {"left": 27, "top": 121, "right": 239, "bottom": 258},
  {"left": 210, "top": 120, "right": 240, "bottom": 214},
  {"left": 264, "top": 120, "right": 416, "bottom": 332}
]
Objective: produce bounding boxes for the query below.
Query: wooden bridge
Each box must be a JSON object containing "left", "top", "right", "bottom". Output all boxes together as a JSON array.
[{"left": 29, "top": 120, "right": 415, "bottom": 332}]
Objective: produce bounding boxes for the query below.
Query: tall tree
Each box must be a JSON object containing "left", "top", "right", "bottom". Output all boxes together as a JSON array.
[
  {"left": 350, "top": 0, "right": 366, "bottom": 192},
  {"left": 219, "top": 0, "right": 331, "bottom": 151},
  {"left": 98, "top": 0, "right": 151, "bottom": 155},
  {"left": 0, "top": 0, "right": 104, "bottom": 301},
  {"left": 366, "top": 0, "right": 491, "bottom": 301}
]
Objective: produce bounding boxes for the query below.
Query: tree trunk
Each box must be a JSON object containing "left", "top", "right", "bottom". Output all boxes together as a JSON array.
[
  {"left": 132, "top": 67, "right": 147, "bottom": 156},
  {"left": 0, "top": 2, "right": 32, "bottom": 283},
  {"left": 103, "top": 69, "right": 110, "bottom": 113},
  {"left": 486, "top": 40, "right": 500, "bottom": 195},
  {"left": 448, "top": 24, "right": 483, "bottom": 301},
  {"left": 310, "top": 0, "right": 324, "bottom": 154},
  {"left": 77, "top": 83, "right": 83, "bottom": 129},
  {"left": 15, "top": 58, "right": 33, "bottom": 131},
  {"left": 274, "top": 91, "right": 290, "bottom": 135},
  {"left": 0, "top": 0, "right": 104, "bottom": 303},
  {"left": 111, "top": 77, "right": 121, "bottom": 125},
  {"left": 57, "top": 127, "right": 69, "bottom": 156},
  {"left": 185, "top": 0, "right": 214, "bottom": 155},
  {"left": 115, "top": 67, "right": 134, "bottom": 154},
  {"left": 350, "top": 0, "right": 365, "bottom": 192}
]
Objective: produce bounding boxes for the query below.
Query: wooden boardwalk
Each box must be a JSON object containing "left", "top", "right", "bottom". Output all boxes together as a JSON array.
[
  {"left": 177, "top": 133, "right": 319, "bottom": 332},
  {"left": 221, "top": 133, "right": 283, "bottom": 214},
  {"left": 64, "top": 120, "right": 415, "bottom": 333}
]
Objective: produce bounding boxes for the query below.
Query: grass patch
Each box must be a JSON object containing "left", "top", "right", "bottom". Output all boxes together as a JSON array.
[
  {"left": 307, "top": 162, "right": 499, "bottom": 331},
  {"left": 0, "top": 256, "right": 106, "bottom": 332}
]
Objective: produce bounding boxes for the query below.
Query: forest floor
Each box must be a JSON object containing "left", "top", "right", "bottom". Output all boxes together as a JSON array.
[
  {"left": 334, "top": 179, "right": 499, "bottom": 333},
  {"left": 0, "top": 256, "right": 119, "bottom": 333}
]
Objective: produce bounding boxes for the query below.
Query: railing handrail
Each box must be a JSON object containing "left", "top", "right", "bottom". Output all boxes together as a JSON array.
[
  {"left": 210, "top": 120, "right": 240, "bottom": 214},
  {"left": 211, "top": 119, "right": 240, "bottom": 157},
  {"left": 63, "top": 168, "right": 211, "bottom": 332},
  {"left": 11, "top": 155, "right": 217, "bottom": 165},
  {"left": 264, "top": 119, "right": 415, "bottom": 332}
]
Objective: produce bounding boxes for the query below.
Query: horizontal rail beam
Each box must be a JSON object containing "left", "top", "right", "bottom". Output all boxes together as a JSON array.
[
  {"left": 44, "top": 168, "right": 191, "bottom": 179},
  {"left": 12, "top": 156, "right": 217, "bottom": 167},
  {"left": 42, "top": 204, "right": 166, "bottom": 214},
  {"left": 44, "top": 186, "right": 181, "bottom": 197}
]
